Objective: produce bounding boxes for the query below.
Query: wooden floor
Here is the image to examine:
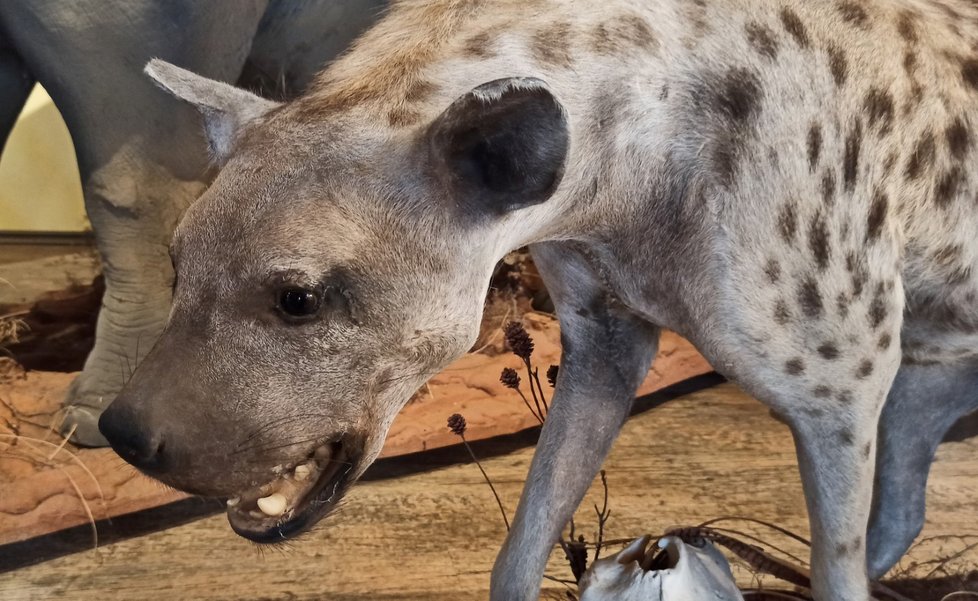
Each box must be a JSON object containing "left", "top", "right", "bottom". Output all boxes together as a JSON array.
[{"left": 1, "top": 381, "right": 976, "bottom": 601}]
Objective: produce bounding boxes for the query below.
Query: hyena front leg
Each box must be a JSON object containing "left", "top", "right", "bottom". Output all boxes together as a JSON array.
[{"left": 490, "top": 242, "right": 660, "bottom": 601}]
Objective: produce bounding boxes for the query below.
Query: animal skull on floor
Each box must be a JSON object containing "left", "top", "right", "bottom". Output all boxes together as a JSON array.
[{"left": 579, "top": 536, "right": 744, "bottom": 601}]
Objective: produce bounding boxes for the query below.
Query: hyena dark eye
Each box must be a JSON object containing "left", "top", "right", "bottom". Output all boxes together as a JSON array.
[{"left": 277, "top": 287, "right": 321, "bottom": 320}]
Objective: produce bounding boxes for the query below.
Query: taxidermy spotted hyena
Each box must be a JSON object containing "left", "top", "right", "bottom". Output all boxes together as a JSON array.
[{"left": 96, "top": 1, "right": 978, "bottom": 599}]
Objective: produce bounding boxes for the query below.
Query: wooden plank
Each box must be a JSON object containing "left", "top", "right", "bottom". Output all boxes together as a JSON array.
[
  {"left": 2, "top": 383, "right": 975, "bottom": 600},
  {"left": 0, "top": 320, "right": 711, "bottom": 545}
]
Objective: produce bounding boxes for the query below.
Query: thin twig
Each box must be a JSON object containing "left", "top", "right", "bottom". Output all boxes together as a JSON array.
[
  {"left": 460, "top": 434, "right": 509, "bottom": 531},
  {"left": 593, "top": 470, "right": 610, "bottom": 561}
]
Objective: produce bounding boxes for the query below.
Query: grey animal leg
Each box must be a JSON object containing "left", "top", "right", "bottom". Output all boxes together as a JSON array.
[
  {"left": 787, "top": 399, "right": 886, "bottom": 601},
  {"left": 0, "top": 43, "right": 34, "bottom": 153},
  {"left": 490, "top": 242, "right": 660, "bottom": 601},
  {"left": 0, "top": 1, "right": 268, "bottom": 445},
  {"left": 867, "top": 361, "right": 978, "bottom": 579}
]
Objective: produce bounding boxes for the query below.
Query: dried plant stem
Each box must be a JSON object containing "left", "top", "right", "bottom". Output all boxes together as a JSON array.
[
  {"left": 460, "top": 434, "right": 509, "bottom": 531},
  {"left": 531, "top": 365, "right": 550, "bottom": 414},
  {"left": 522, "top": 360, "right": 547, "bottom": 420},
  {"left": 593, "top": 470, "right": 610, "bottom": 561},
  {"left": 514, "top": 387, "right": 544, "bottom": 424}
]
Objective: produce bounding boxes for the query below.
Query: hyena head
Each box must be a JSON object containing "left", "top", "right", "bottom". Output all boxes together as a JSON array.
[{"left": 98, "top": 60, "right": 569, "bottom": 541}]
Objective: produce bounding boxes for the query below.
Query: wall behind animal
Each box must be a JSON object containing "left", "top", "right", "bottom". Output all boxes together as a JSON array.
[{"left": 0, "top": 85, "right": 88, "bottom": 233}]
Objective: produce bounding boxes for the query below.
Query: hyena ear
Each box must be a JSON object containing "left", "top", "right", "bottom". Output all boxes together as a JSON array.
[
  {"left": 144, "top": 59, "right": 280, "bottom": 164},
  {"left": 427, "top": 77, "right": 569, "bottom": 213}
]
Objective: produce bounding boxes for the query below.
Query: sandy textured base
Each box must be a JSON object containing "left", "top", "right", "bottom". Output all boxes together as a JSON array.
[
  {"left": 2, "top": 382, "right": 975, "bottom": 600},
  {"left": 0, "top": 318, "right": 710, "bottom": 546}
]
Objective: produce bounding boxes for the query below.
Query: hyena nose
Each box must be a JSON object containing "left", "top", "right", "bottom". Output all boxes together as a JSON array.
[{"left": 98, "top": 404, "right": 167, "bottom": 472}]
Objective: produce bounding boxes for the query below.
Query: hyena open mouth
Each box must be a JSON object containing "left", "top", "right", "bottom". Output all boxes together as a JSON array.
[{"left": 225, "top": 435, "right": 360, "bottom": 543}]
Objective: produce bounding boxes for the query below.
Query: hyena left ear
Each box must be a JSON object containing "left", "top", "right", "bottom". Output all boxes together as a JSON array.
[
  {"left": 144, "top": 59, "right": 281, "bottom": 165},
  {"left": 427, "top": 77, "right": 569, "bottom": 213}
]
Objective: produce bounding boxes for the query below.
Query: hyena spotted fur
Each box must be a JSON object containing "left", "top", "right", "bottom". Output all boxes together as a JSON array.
[{"left": 108, "top": 1, "right": 978, "bottom": 600}]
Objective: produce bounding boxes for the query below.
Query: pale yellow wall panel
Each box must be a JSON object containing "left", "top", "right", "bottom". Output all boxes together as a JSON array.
[{"left": 0, "top": 85, "right": 89, "bottom": 232}]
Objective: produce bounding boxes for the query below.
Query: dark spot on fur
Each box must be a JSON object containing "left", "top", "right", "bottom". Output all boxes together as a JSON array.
[
  {"left": 961, "top": 58, "right": 978, "bottom": 91},
  {"left": 404, "top": 79, "right": 437, "bottom": 103},
  {"left": 591, "top": 23, "right": 613, "bottom": 54},
  {"left": 828, "top": 45, "right": 848, "bottom": 86},
  {"left": 620, "top": 16, "right": 657, "bottom": 50},
  {"left": 808, "top": 124, "right": 822, "bottom": 170},
  {"left": 844, "top": 119, "right": 862, "bottom": 191},
  {"left": 712, "top": 143, "right": 738, "bottom": 188},
  {"left": 387, "top": 106, "right": 421, "bottom": 127},
  {"left": 779, "top": 204, "right": 798, "bottom": 242},
  {"left": 799, "top": 277, "right": 824, "bottom": 318},
  {"left": 935, "top": 167, "right": 964, "bottom": 208},
  {"left": 863, "top": 442, "right": 872, "bottom": 459},
  {"left": 838, "top": 1, "right": 869, "bottom": 27},
  {"left": 817, "top": 342, "right": 840, "bottom": 360},
  {"left": 765, "top": 258, "right": 782, "bottom": 283},
  {"left": 838, "top": 427, "right": 855, "bottom": 445},
  {"left": 780, "top": 8, "right": 810, "bottom": 48},
  {"left": 810, "top": 211, "right": 831, "bottom": 270},
  {"left": 592, "top": 16, "right": 658, "bottom": 54},
  {"left": 837, "top": 292, "right": 850, "bottom": 318},
  {"left": 714, "top": 68, "right": 763, "bottom": 123},
  {"left": 775, "top": 299, "right": 792, "bottom": 325},
  {"left": 866, "top": 190, "right": 888, "bottom": 242},
  {"left": 946, "top": 118, "right": 972, "bottom": 161},
  {"left": 905, "top": 132, "right": 936, "bottom": 180},
  {"left": 785, "top": 358, "right": 806, "bottom": 375},
  {"left": 864, "top": 89, "right": 894, "bottom": 135},
  {"left": 814, "top": 385, "right": 832, "bottom": 398},
  {"left": 869, "top": 288, "right": 888, "bottom": 329},
  {"left": 904, "top": 51, "right": 918, "bottom": 77},
  {"left": 746, "top": 22, "right": 779, "bottom": 59},
  {"left": 883, "top": 152, "right": 898, "bottom": 177},
  {"left": 533, "top": 21, "right": 574, "bottom": 68},
  {"left": 838, "top": 389, "right": 854, "bottom": 404},
  {"left": 878, "top": 333, "right": 892, "bottom": 350},
  {"left": 897, "top": 11, "right": 918, "bottom": 43},
  {"left": 822, "top": 172, "right": 836, "bottom": 205},
  {"left": 708, "top": 69, "right": 763, "bottom": 187},
  {"left": 857, "top": 359, "right": 874, "bottom": 378},
  {"left": 463, "top": 31, "right": 494, "bottom": 58}
]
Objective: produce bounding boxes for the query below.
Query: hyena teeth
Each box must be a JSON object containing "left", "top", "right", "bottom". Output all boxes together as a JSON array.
[
  {"left": 293, "top": 462, "right": 313, "bottom": 481},
  {"left": 256, "top": 493, "right": 288, "bottom": 517},
  {"left": 226, "top": 497, "right": 240, "bottom": 508}
]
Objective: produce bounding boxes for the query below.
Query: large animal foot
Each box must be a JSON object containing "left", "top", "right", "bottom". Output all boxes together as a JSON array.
[{"left": 60, "top": 297, "right": 169, "bottom": 447}]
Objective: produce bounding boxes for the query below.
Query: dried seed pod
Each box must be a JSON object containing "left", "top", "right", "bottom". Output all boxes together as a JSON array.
[
  {"left": 447, "top": 413, "right": 467, "bottom": 436},
  {"left": 503, "top": 321, "right": 534, "bottom": 360},
  {"left": 500, "top": 367, "right": 521, "bottom": 389}
]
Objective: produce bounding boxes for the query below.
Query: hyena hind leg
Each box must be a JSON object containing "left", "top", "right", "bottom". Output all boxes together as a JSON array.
[{"left": 867, "top": 360, "right": 978, "bottom": 579}]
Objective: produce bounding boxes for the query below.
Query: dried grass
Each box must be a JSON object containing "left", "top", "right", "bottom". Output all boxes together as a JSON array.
[
  {"left": 0, "top": 311, "right": 28, "bottom": 348},
  {"left": 0, "top": 390, "right": 106, "bottom": 553}
]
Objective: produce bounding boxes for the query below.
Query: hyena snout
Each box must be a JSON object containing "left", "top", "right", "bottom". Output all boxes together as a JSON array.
[{"left": 98, "top": 401, "right": 170, "bottom": 474}]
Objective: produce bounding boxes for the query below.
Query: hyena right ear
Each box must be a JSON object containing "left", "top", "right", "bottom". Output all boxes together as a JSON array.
[
  {"left": 144, "top": 59, "right": 280, "bottom": 165},
  {"left": 427, "top": 77, "right": 569, "bottom": 214}
]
